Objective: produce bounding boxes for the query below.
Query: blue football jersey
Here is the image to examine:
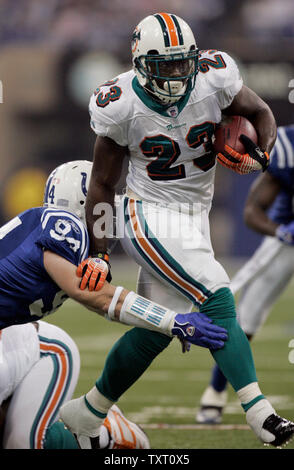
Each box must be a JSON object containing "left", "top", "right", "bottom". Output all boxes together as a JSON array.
[
  {"left": 267, "top": 125, "right": 294, "bottom": 225},
  {"left": 0, "top": 207, "right": 89, "bottom": 328}
]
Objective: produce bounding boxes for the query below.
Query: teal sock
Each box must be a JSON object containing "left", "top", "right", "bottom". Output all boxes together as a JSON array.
[
  {"left": 96, "top": 327, "right": 172, "bottom": 402},
  {"left": 43, "top": 421, "right": 79, "bottom": 449},
  {"left": 200, "top": 287, "right": 257, "bottom": 392}
]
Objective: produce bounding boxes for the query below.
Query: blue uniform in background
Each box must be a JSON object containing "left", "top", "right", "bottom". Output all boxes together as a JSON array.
[
  {"left": 205, "top": 124, "right": 294, "bottom": 398},
  {"left": 268, "top": 125, "right": 294, "bottom": 224},
  {"left": 0, "top": 207, "right": 89, "bottom": 329}
]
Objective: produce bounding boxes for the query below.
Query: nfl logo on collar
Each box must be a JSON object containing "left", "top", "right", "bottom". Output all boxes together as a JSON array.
[{"left": 167, "top": 106, "right": 179, "bottom": 118}]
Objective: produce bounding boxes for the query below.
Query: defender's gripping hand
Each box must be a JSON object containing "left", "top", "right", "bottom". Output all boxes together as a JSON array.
[
  {"left": 171, "top": 312, "right": 228, "bottom": 350},
  {"left": 77, "top": 254, "right": 112, "bottom": 291},
  {"left": 276, "top": 221, "right": 294, "bottom": 246},
  {"left": 217, "top": 135, "right": 269, "bottom": 175}
]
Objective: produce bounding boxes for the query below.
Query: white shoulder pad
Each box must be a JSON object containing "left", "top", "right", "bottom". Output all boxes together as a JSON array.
[
  {"left": 198, "top": 50, "right": 243, "bottom": 109},
  {"left": 88, "top": 70, "right": 134, "bottom": 146}
]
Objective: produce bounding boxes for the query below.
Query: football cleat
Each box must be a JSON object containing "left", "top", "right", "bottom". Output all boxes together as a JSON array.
[
  {"left": 196, "top": 407, "right": 223, "bottom": 425},
  {"left": 246, "top": 399, "right": 294, "bottom": 448},
  {"left": 196, "top": 386, "right": 227, "bottom": 424},
  {"left": 261, "top": 414, "right": 294, "bottom": 448},
  {"left": 60, "top": 398, "right": 150, "bottom": 449},
  {"left": 101, "top": 405, "right": 150, "bottom": 449}
]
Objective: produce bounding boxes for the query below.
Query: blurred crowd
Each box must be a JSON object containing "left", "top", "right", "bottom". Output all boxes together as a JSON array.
[
  {"left": 0, "top": 0, "right": 294, "bottom": 256},
  {"left": 1, "top": 0, "right": 294, "bottom": 55}
]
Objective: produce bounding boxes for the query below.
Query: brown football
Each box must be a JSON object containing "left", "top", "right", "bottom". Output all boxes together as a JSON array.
[{"left": 213, "top": 115, "right": 258, "bottom": 155}]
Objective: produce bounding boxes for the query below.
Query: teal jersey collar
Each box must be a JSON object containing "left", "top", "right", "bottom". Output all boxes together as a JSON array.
[{"left": 132, "top": 77, "right": 192, "bottom": 117}]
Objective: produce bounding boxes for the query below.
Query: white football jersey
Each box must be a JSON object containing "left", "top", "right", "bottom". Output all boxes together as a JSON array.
[{"left": 89, "top": 50, "right": 243, "bottom": 209}]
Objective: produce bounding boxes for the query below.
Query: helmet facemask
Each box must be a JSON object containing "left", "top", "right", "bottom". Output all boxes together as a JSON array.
[
  {"left": 132, "top": 13, "right": 199, "bottom": 106},
  {"left": 136, "top": 48, "right": 199, "bottom": 105}
]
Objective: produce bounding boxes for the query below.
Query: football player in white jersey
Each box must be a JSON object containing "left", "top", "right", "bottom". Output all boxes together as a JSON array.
[
  {"left": 61, "top": 13, "right": 294, "bottom": 447},
  {"left": 0, "top": 159, "right": 227, "bottom": 449}
]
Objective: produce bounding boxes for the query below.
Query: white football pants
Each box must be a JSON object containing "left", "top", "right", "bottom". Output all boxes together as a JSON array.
[
  {"left": 1, "top": 321, "right": 80, "bottom": 449},
  {"left": 117, "top": 196, "right": 230, "bottom": 311},
  {"left": 231, "top": 236, "right": 294, "bottom": 335}
]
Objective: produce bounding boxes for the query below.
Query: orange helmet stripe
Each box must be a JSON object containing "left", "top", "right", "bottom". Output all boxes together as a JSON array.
[{"left": 158, "top": 12, "right": 179, "bottom": 46}]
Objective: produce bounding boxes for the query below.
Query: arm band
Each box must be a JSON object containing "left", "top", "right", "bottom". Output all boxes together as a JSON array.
[{"left": 119, "top": 291, "right": 175, "bottom": 336}]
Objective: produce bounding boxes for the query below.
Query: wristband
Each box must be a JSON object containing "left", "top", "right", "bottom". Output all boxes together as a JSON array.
[{"left": 107, "top": 286, "right": 124, "bottom": 320}]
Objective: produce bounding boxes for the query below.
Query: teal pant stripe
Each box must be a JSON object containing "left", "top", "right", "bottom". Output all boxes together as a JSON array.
[
  {"left": 30, "top": 354, "right": 59, "bottom": 449},
  {"left": 124, "top": 198, "right": 198, "bottom": 305},
  {"left": 136, "top": 199, "right": 211, "bottom": 298},
  {"left": 124, "top": 198, "right": 210, "bottom": 306},
  {"left": 242, "top": 395, "right": 265, "bottom": 412},
  {"left": 84, "top": 396, "right": 107, "bottom": 419},
  {"left": 30, "top": 336, "right": 73, "bottom": 449}
]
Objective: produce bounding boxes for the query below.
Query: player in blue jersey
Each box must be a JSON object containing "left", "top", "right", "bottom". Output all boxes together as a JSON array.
[
  {"left": 0, "top": 159, "right": 228, "bottom": 448},
  {"left": 197, "top": 124, "right": 294, "bottom": 424},
  {"left": 0, "top": 159, "right": 227, "bottom": 345}
]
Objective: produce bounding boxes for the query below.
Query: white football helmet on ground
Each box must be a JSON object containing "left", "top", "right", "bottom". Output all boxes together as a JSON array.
[
  {"left": 132, "top": 12, "right": 199, "bottom": 105},
  {"left": 43, "top": 160, "right": 92, "bottom": 225}
]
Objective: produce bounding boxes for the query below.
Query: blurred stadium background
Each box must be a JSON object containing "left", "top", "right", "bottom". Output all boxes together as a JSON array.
[{"left": 1, "top": 0, "right": 294, "bottom": 449}]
